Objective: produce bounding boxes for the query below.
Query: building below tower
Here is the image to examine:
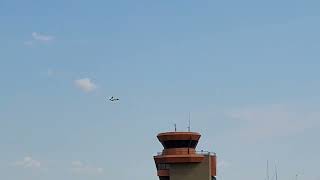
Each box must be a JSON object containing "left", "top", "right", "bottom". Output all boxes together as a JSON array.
[{"left": 153, "top": 131, "right": 217, "bottom": 180}]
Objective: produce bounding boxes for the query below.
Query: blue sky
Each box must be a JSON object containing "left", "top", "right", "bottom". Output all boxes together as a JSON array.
[{"left": 1, "top": 0, "right": 320, "bottom": 180}]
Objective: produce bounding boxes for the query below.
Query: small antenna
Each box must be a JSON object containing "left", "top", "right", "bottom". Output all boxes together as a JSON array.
[
  {"left": 188, "top": 112, "right": 191, "bottom": 132},
  {"left": 267, "top": 160, "right": 270, "bottom": 180},
  {"left": 174, "top": 124, "right": 177, "bottom": 132},
  {"left": 275, "top": 163, "right": 278, "bottom": 180}
]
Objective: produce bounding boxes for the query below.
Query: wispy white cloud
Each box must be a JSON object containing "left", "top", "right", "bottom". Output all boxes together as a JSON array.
[
  {"left": 14, "top": 156, "right": 41, "bottom": 169},
  {"left": 32, "top": 32, "right": 54, "bottom": 42},
  {"left": 24, "top": 41, "right": 33, "bottom": 46},
  {"left": 227, "top": 104, "right": 320, "bottom": 142},
  {"left": 71, "top": 161, "right": 104, "bottom": 175},
  {"left": 24, "top": 32, "right": 54, "bottom": 46},
  {"left": 47, "top": 69, "right": 54, "bottom": 76},
  {"left": 74, "top": 78, "right": 97, "bottom": 93}
]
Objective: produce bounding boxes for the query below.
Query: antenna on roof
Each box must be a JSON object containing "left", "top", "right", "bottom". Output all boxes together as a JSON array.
[
  {"left": 188, "top": 112, "right": 191, "bottom": 132},
  {"left": 174, "top": 123, "right": 177, "bottom": 132},
  {"left": 267, "top": 160, "right": 270, "bottom": 180},
  {"left": 275, "top": 163, "right": 278, "bottom": 180}
]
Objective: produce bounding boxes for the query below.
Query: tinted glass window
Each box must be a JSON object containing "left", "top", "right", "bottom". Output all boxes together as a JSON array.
[
  {"left": 161, "top": 140, "right": 198, "bottom": 149},
  {"left": 160, "top": 177, "right": 170, "bottom": 180},
  {"left": 157, "top": 163, "right": 170, "bottom": 170}
]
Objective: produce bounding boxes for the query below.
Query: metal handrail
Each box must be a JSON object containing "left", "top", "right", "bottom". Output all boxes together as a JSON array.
[{"left": 156, "top": 151, "right": 216, "bottom": 156}]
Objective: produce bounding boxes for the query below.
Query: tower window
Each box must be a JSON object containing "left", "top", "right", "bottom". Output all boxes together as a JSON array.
[
  {"left": 156, "top": 163, "right": 170, "bottom": 170},
  {"left": 159, "top": 177, "right": 170, "bottom": 180},
  {"left": 161, "top": 140, "right": 198, "bottom": 149}
]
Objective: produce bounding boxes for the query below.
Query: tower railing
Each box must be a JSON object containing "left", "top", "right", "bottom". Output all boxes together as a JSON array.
[{"left": 156, "top": 151, "right": 216, "bottom": 156}]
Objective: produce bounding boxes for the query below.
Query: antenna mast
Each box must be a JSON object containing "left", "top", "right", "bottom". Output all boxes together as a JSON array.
[
  {"left": 188, "top": 112, "right": 191, "bottom": 132},
  {"left": 275, "top": 163, "right": 278, "bottom": 180},
  {"left": 267, "top": 160, "right": 270, "bottom": 180}
]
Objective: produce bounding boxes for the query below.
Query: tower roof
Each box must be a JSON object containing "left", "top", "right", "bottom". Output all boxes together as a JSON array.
[{"left": 157, "top": 132, "right": 201, "bottom": 142}]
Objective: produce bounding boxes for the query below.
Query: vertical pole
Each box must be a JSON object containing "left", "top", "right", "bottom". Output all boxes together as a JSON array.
[
  {"left": 267, "top": 160, "right": 269, "bottom": 180},
  {"left": 188, "top": 136, "right": 192, "bottom": 154},
  {"left": 275, "top": 163, "right": 278, "bottom": 180},
  {"left": 188, "top": 112, "right": 191, "bottom": 132}
]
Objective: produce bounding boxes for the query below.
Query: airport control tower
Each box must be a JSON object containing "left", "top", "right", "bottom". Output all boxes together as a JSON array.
[{"left": 153, "top": 131, "right": 217, "bottom": 180}]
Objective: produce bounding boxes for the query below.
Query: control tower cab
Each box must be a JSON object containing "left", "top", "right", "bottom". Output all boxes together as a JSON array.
[{"left": 153, "top": 131, "right": 217, "bottom": 180}]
